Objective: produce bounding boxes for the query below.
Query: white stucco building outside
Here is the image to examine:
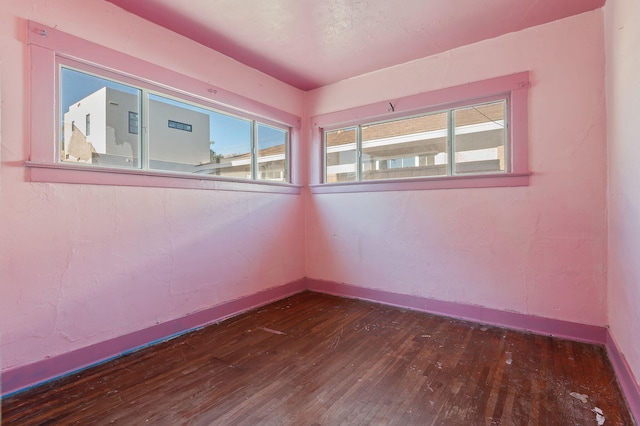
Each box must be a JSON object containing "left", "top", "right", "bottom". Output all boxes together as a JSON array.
[{"left": 63, "top": 87, "right": 210, "bottom": 170}]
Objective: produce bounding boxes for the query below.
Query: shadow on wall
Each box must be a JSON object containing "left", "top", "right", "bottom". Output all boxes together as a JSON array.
[{"left": 1, "top": 188, "right": 304, "bottom": 376}]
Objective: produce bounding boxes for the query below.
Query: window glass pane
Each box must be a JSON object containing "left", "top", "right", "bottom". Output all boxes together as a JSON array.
[
  {"left": 128, "top": 111, "right": 139, "bottom": 134},
  {"left": 361, "top": 112, "right": 448, "bottom": 181},
  {"left": 207, "top": 112, "right": 252, "bottom": 179},
  {"left": 257, "top": 123, "right": 288, "bottom": 182},
  {"left": 325, "top": 127, "right": 357, "bottom": 183},
  {"left": 148, "top": 94, "right": 252, "bottom": 178},
  {"left": 61, "top": 68, "right": 141, "bottom": 168},
  {"left": 453, "top": 101, "right": 506, "bottom": 174}
]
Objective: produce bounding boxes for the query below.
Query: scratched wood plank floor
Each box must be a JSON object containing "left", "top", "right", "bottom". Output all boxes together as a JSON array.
[{"left": 2, "top": 291, "right": 633, "bottom": 425}]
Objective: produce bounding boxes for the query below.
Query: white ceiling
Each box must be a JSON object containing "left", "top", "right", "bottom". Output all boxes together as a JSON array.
[{"left": 105, "top": 0, "right": 605, "bottom": 90}]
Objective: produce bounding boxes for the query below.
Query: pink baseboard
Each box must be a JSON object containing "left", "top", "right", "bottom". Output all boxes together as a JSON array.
[
  {"left": 306, "top": 278, "right": 607, "bottom": 344},
  {"left": 1, "top": 279, "right": 306, "bottom": 396},
  {"left": 4, "top": 276, "right": 638, "bottom": 424},
  {"left": 606, "top": 332, "right": 640, "bottom": 424}
]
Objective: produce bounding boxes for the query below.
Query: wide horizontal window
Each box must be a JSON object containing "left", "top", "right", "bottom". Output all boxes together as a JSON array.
[
  {"left": 312, "top": 72, "right": 529, "bottom": 193},
  {"left": 325, "top": 99, "right": 507, "bottom": 183},
  {"left": 27, "top": 22, "right": 300, "bottom": 193},
  {"left": 59, "top": 67, "right": 289, "bottom": 183}
]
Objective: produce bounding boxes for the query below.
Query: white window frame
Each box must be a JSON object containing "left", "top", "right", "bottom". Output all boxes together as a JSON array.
[
  {"left": 26, "top": 22, "right": 301, "bottom": 194},
  {"left": 310, "top": 72, "right": 530, "bottom": 193}
]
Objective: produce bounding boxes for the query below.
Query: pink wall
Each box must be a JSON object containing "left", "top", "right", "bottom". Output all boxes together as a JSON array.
[
  {"left": 605, "top": 0, "right": 640, "bottom": 389},
  {"left": 0, "top": 0, "right": 305, "bottom": 373},
  {"left": 1, "top": 0, "right": 623, "bottom": 396},
  {"left": 304, "top": 10, "right": 608, "bottom": 326}
]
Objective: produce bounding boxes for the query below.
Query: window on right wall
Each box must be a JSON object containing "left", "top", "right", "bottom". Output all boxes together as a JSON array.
[
  {"left": 326, "top": 99, "right": 507, "bottom": 183},
  {"left": 314, "top": 72, "right": 530, "bottom": 192}
]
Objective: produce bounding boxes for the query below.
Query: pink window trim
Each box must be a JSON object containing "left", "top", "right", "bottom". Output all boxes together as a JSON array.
[
  {"left": 310, "top": 173, "right": 530, "bottom": 194},
  {"left": 25, "top": 161, "right": 302, "bottom": 194},
  {"left": 27, "top": 21, "right": 301, "bottom": 192},
  {"left": 310, "top": 72, "right": 530, "bottom": 191}
]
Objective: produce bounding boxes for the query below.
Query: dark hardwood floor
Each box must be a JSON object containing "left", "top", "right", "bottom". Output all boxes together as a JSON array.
[{"left": 2, "top": 291, "right": 633, "bottom": 425}]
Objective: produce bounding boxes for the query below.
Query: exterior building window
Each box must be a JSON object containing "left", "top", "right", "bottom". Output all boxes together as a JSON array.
[
  {"left": 168, "top": 120, "right": 192, "bottom": 132},
  {"left": 128, "top": 111, "right": 138, "bottom": 134},
  {"left": 85, "top": 113, "right": 91, "bottom": 136}
]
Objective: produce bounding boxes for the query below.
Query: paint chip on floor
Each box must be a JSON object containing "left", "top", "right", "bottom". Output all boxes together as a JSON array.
[
  {"left": 257, "top": 327, "right": 287, "bottom": 335},
  {"left": 592, "top": 407, "right": 605, "bottom": 425},
  {"left": 569, "top": 392, "right": 588, "bottom": 403}
]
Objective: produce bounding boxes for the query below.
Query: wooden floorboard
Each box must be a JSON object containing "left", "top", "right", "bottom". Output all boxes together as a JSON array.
[{"left": 1, "top": 291, "right": 634, "bottom": 425}]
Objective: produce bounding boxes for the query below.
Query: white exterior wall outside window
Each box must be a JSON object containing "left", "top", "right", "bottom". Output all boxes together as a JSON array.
[
  {"left": 148, "top": 97, "right": 211, "bottom": 171},
  {"left": 64, "top": 88, "right": 108, "bottom": 158},
  {"left": 63, "top": 87, "right": 212, "bottom": 171},
  {"left": 63, "top": 87, "right": 140, "bottom": 167}
]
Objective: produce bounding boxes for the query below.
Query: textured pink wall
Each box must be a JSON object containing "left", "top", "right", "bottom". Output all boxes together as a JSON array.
[
  {"left": 305, "top": 10, "right": 608, "bottom": 326},
  {"left": 605, "top": 0, "right": 640, "bottom": 389},
  {"left": 0, "top": 0, "right": 305, "bottom": 372},
  {"left": 0, "top": 0, "right": 616, "bottom": 387}
]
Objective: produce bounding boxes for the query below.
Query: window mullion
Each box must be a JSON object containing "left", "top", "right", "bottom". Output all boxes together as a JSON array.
[
  {"left": 141, "top": 89, "right": 149, "bottom": 170},
  {"left": 356, "top": 125, "right": 363, "bottom": 181},
  {"left": 323, "top": 131, "right": 328, "bottom": 183},
  {"left": 286, "top": 129, "right": 291, "bottom": 183},
  {"left": 504, "top": 98, "right": 510, "bottom": 173},
  {"left": 251, "top": 120, "right": 257, "bottom": 180},
  {"left": 447, "top": 109, "right": 454, "bottom": 176}
]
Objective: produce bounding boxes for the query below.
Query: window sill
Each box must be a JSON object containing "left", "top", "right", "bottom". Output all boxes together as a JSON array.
[
  {"left": 25, "top": 162, "right": 302, "bottom": 194},
  {"left": 309, "top": 173, "right": 530, "bottom": 194}
]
